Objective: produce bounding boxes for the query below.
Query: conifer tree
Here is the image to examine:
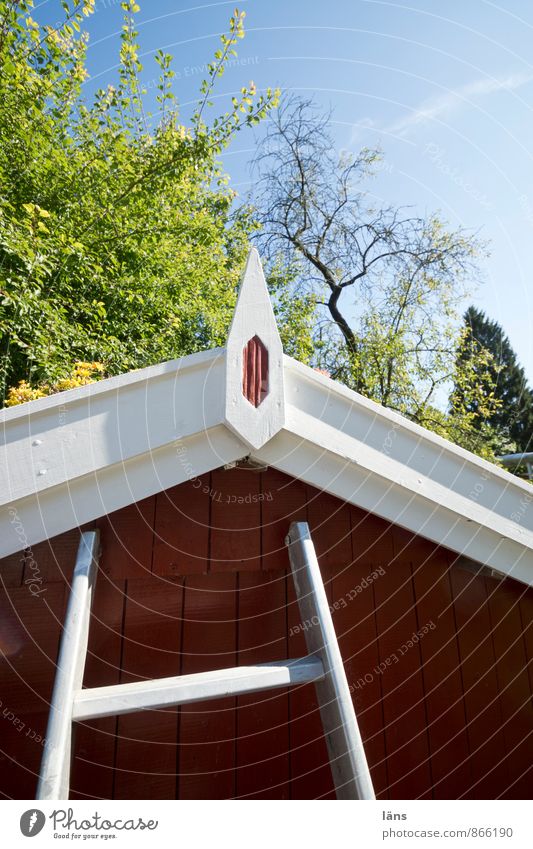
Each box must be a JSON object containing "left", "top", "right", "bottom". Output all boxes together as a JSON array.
[{"left": 453, "top": 306, "right": 533, "bottom": 453}]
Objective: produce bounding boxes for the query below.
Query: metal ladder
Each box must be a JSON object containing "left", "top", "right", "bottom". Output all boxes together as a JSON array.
[{"left": 37, "top": 522, "right": 375, "bottom": 800}]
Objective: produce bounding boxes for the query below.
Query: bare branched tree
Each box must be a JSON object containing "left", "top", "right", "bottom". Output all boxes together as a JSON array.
[{"left": 251, "top": 96, "right": 486, "bottom": 429}]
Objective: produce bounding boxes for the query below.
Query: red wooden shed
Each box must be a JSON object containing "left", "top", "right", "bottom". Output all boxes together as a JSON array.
[{"left": 1, "top": 249, "right": 532, "bottom": 800}]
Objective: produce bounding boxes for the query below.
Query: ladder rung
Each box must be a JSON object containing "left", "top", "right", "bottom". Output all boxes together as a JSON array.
[
  {"left": 72, "top": 655, "right": 324, "bottom": 721},
  {"left": 39, "top": 522, "right": 375, "bottom": 800}
]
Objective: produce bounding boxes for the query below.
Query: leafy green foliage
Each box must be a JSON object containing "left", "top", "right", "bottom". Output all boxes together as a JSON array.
[
  {"left": 266, "top": 258, "right": 316, "bottom": 363},
  {"left": 252, "top": 96, "right": 503, "bottom": 460},
  {"left": 5, "top": 361, "right": 104, "bottom": 406},
  {"left": 0, "top": 1, "right": 279, "bottom": 398},
  {"left": 452, "top": 306, "right": 533, "bottom": 455}
]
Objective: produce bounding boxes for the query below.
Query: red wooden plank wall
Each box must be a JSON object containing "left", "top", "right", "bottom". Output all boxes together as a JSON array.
[{"left": 0, "top": 466, "right": 532, "bottom": 800}]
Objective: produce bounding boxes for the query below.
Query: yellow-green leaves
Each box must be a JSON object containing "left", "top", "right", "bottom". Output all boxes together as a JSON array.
[
  {"left": 5, "top": 361, "right": 105, "bottom": 407},
  {"left": 192, "top": 6, "right": 278, "bottom": 147},
  {"left": 0, "top": 0, "right": 279, "bottom": 404}
]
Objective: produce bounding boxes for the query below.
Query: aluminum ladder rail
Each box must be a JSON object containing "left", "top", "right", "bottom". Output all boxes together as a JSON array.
[
  {"left": 37, "top": 522, "right": 374, "bottom": 800},
  {"left": 285, "top": 522, "right": 375, "bottom": 800},
  {"left": 36, "top": 530, "right": 100, "bottom": 800}
]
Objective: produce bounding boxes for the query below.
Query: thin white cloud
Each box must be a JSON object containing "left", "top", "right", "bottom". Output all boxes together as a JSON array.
[{"left": 387, "top": 70, "right": 533, "bottom": 138}]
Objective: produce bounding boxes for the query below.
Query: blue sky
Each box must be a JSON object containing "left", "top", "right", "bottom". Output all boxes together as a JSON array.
[{"left": 37, "top": 0, "right": 533, "bottom": 379}]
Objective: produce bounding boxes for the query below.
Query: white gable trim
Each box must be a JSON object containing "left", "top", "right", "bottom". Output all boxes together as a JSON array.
[
  {"left": 252, "top": 427, "right": 533, "bottom": 586},
  {"left": 283, "top": 356, "right": 533, "bottom": 497},
  {"left": 2, "top": 425, "right": 248, "bottom": 559},
  {"left": 224, "top": 247, "right": 285, "bottom": 450},
  {"left": 283, "top": 356, "right": 533, "bottom": 530},
  {"left": 1, "top": 348, "right": 224, "bottom": 508},
  {"left": 1, "top": 250, "right": 533, "bottom": 588}
]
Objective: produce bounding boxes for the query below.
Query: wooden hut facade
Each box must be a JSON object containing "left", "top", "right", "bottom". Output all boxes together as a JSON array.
[{"left": 1, "top": 250, "right": 532, "bottom": 800}]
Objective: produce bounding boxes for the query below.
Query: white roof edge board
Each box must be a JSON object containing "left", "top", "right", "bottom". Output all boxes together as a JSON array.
[
  {"left": 283, "top": 357, "right": 533, "bottom": 535},
  {"left": 251, "top": 429, "right": 533, "bottom": 587},
  {"left": 1, "top": 425, "right": 248, "bottom": 560},
  {"left": 1, "top": 248, "right": 533, "bottom": 589},
  {"left": 0, "top": 346, "right": 224, "bottom": 425},
  {"left": 1, "top": 348, "right": 226, "bottom": 508},
  {"left": 284, "top": 355, "right": 533, "bottom": 497}
]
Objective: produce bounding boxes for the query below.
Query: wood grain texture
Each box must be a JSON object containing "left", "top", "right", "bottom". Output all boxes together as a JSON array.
[
  {"left": 0, "top": 710, "right": 49, "bottom": 800},
  {"left": 485, "top": 575, "right": 533, "bottom": 799},
  {"left": 152, "top": 477, "right": 210, "bottom": 576},
  {"left": 373, "top": 562, "right": 433, "bottom": 799},
  {"left": 210, "top": 469, "right": 261, "bottom": 572},
  {"left": 261, "top": 469, "right": 307, "bottom": 572},
  {"left": 392, "top": 525, "right": 441, "bottom": 569},
  {"left": 346, "top": 503, "right": 394, "bottom": 798},
  {"left": 411, "top": 555, "right": 472, "bottom": 799},
  {"left": 450, "top": 566, "right": 510, "bottom": 799},
  {"left": 235, "top": 571, "right": 290, "bottom": 798},
  {"left": 0, "top": 585, "right": 66, "bottom": 798},
  {"left": 23, "top": 529, "right": 83, "bottom": 585},
  {"left": 178, "top": 573, "right": 237, "bottom": 799},
  {"left": 0, "top": 550, "right": 25, "bottom": 588},
  {"left": 97, "top": 498, "right": 155, "bottom": 580},
  {"left": 287, "top": 573, "right": 335, "bottom": 799},
  {"left": 242, "top": 335, "right": 268, "bottom": 408},
  {"left": 306, "top": 486, "right": 351, "bottom": 583},
  {"left": 332, "top": 561, "right": 388, "bottom": 798},
  {"left": 519, "top": 587, "right": 533, "bottom": 697},
  {"left": 350, "top": 505, "right": 394, "bottom": 568},
  {"left": 0, "top": 467, "right": 532, "bottom": 800},
  {"left": 114, "top": 576, "right": 184, "bottom": 799}
]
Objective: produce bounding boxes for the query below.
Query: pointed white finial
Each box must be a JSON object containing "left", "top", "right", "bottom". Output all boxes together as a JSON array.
[{"left": 224, "top": 248, "right": 285, "bottom": 451}]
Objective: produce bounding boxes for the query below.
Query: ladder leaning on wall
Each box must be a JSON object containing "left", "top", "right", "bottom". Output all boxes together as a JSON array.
[{"left": 36, "top": 522, "right": 375, "bottom": 801}]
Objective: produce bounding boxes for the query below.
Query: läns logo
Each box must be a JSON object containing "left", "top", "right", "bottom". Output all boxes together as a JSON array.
[{"left": 20, "top": 809, "right": 46, "bottom": 837}]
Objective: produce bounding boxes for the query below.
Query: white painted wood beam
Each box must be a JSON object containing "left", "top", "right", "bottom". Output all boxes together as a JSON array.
[
  {"left": 254, "top": 428, "right": 533, "bottom": 587},
  {"left": 1, "top": 425, "right": 248, "bottom": 559},
  {"left": 2, "top": 250, "right": 533, "bottom": 589},
  {"left": 283, "top": 356, "right": 533, "bottom": 536},
  {"left": 1, "top": 348, "right": 225, "bottom": 508}
]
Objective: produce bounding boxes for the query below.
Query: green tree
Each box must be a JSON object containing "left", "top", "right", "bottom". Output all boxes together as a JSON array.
[
  {"left": 251, "top": 96, "right": 499, "bottom": 457},
  {"left": 452, "top": 306, "right": 533, "bottom": 454},
  {"left": 0, "top": 1, "right": 279, "bottom": 400}
]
